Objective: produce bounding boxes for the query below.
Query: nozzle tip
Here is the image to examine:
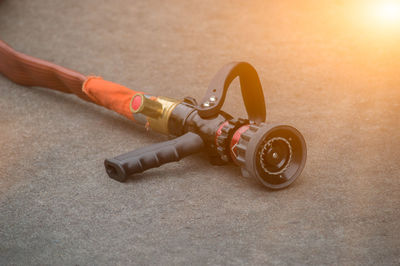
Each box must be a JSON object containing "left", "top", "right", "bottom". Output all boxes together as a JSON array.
[{"left": 235, "top": 123, "right": 307, "bottom": 189}]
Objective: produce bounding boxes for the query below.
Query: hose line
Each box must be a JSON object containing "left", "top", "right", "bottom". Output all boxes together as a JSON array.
[{"left": 0, "top": 39, "right": 91, "bottom": 102}]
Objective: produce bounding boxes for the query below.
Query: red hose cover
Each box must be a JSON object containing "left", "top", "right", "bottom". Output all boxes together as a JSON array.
[{"left": 83, "top": 77, "right": 142, "bottom": 120}]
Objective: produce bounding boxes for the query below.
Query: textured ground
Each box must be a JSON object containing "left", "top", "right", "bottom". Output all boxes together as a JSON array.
[{"left": 0, "top": 0, "right": 399, "bottom": 265}]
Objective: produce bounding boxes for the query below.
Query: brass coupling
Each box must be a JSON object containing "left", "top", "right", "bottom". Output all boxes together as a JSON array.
[{"left": 130, "top": 93, "right": 180, "bottom": 134}]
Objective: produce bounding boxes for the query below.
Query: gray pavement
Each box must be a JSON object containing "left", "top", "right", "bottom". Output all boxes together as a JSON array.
[{"left": 0, "top": 0, "right": 399, "bottom": 265}]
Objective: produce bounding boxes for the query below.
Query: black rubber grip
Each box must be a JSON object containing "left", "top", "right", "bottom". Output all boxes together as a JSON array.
[{"left": 104, "top": 132, "right": 204, "bottom": 182}]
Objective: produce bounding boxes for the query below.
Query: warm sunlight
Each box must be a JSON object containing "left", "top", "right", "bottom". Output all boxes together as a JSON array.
[{"left": 369, "top": 1, "right": 400, "bottom": 27}]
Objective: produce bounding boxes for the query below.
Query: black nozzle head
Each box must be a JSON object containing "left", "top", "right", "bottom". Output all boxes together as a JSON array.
[{"left": 237, "top": 123, "right": 307, "bottom": 189}]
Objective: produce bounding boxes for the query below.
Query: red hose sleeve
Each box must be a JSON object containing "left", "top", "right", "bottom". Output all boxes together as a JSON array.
[{"left": 82, "top": 77, "right": 142, "bottom": 120}]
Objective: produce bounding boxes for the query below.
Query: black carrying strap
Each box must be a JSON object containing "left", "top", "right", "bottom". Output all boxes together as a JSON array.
[{"left": 197, "top": 62, "right": 266, "bottom": 123}]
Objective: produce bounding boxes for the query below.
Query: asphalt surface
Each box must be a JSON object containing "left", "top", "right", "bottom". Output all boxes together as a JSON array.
[{"left": 0, "top": 0, "right": 399, "bottom": 265}]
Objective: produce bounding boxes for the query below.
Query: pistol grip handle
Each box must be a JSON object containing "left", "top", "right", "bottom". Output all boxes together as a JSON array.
[{"left": 104, "top": 132, "right": 204, "bottom": 182}]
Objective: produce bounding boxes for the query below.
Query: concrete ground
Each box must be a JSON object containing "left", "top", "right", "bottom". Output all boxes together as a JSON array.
[{"left": 0, "top": 0, "right": 399, "bottom": 265}]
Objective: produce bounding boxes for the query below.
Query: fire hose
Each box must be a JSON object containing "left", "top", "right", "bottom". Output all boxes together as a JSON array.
[{"left": 0, "top": 39, "right": 307, "bottom": 189}]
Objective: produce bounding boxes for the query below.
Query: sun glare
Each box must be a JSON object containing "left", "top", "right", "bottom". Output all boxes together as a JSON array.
[{"left": 370, "top": 1, "right": 400, "bottom": 26}]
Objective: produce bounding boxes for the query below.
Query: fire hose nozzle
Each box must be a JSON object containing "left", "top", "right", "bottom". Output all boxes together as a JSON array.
[{"left": 105, "top": 62, "right": 307, "bottom": 189}]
